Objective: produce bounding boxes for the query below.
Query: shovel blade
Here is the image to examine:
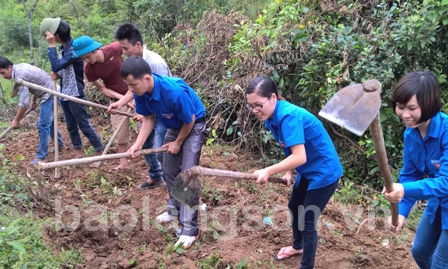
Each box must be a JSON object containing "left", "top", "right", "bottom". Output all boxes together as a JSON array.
[
  {"left": 170, "top": 170, "right": 202, "bottom": 208},
  {"left": 318, "top": 81, "right": 382, "bottom": 136}
]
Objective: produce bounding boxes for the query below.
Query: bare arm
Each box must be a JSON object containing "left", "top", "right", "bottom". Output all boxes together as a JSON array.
[
  {"left": 128, "top": 114, "right": 156, "bottom": 157},
  {"left": 268, "top": 144, "right": 306, "bottom": 174},
  {"left": 11, "top": 106, "right": 28, "bottom": 128},
  {"left": 14, "top": 106, "right": 28, "bottom": 122},
  {"left": 92, "top": 79, "right": 124, "bottom": 100},
  {"left": 255, "top": 144, "right": 307, "bottom": 184},
  {"left": 107, "top": 89, "right": 136, "bottom": 113},
  {"left": 121, "top": 90, "right": 135, "bottom": 104},
  {"left": 109, "top": 90, "right": 134, "bottom": 109}
]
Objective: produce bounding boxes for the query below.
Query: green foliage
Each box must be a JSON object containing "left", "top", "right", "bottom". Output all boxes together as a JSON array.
[
  {"left": 159, "top": 0, "right": 448, "bottom": 189},
  {"left": 197, "top": 252, "right": 221, "bottom": 269},
  {"left": 0, "top": 209, "right": 84, "bottom": 268},
  {"left": 0, "top": 145, "right": 83, "bottom": 267},
  {"left": 235, "top": 257, "right": 248, "bottom": 269},
  {"left": 167, "top": 242, "right": 185, "bottom": 255},
  {"left": 237, "top": 180, "right": 258, "bottom": 194},
  {"left": 333, "top": 180, "right": 360, "bottom": 204},
  {"left": 201, "top": 182, "right": 223, "bottom": 206},
  {"left": 0, "top": 145, "right": 30, "bottom": 207},
  {"left": 3, "top": 0, "right": 448, "bottom": 192},
  {"left": 406, "top": 202, "right": 425, "bottom": 231}
]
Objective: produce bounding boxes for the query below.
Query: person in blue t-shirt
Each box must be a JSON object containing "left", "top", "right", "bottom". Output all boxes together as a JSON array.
[
  {"left": 246, "top": 76, "right": 343, "bottom": 269},
  {"left": 384, "top": 71, "right": 448, "bottom": 269},
  {"left": 113, "top": 55, "right": 206, "bottom": 250}
]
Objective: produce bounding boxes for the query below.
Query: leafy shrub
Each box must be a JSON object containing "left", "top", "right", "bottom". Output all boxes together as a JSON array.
[{"left": 159, "top": 0, "right": 448, "bottom": 189}]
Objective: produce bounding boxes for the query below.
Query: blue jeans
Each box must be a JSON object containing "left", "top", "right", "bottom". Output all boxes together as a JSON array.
[
  {"left": 154, "top": 117, "right": 167, "bottom": 165},
  {"left": 288, "top": 177, "right": 339, "bottom": 269},
  {"left": 142, "top": 127, "right": 163, "bottom": 181},
  {"left": 60, "top": 100, "right": 103, "bottom": 152},
  {"left": 412, "top": 207, "right": 448, "bottom": 268},
  {"left": 36, "top": 98, "right": 64, "bottom": 160}
]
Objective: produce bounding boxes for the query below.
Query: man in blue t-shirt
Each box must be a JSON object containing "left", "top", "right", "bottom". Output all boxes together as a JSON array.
[{"left": 111, "top": 55, "right": 206, "bottom": 249}]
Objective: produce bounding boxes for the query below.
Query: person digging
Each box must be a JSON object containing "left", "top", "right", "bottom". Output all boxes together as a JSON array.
[
  {"left": 110, "top": 56, "right": 206, "bottom": 249},
  {"left": 72, "top": 35, "right": 135, "bottom": 170},
  {"left": 0, "top": 56, "right": 65, "bottom": 165},
  {"left": 113, "top": 23, "right": 173, "bottom": 188}
]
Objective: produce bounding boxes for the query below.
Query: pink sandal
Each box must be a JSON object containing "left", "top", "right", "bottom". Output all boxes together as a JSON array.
[{"left": 274, "top": 246, "right": 302, "bottom": 261}]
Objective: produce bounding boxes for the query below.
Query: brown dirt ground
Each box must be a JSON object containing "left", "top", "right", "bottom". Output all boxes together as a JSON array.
[{"left": 1, "top": 116, "right": 419, "bottom": 269}]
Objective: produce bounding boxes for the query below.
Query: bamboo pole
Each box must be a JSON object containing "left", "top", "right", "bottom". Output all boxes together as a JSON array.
[
  {"left": 94, "top": 107, "right": 133, "bottom": 168},
  {"left": 0, "top": 109, "right": 33, "bottom": 140},
  {"left": 38, "top": 147, "right": 167, "bottom": 170},
  {"left": 14, "top": 78, "right": 134, "bottom": 118},
  {"left": 53, "top": 81, "right": 61, "bottom": 178}
]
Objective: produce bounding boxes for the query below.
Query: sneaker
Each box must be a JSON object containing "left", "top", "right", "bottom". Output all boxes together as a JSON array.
[
  {"left": 175, "top": 235, "right": 198, "bottom": 249},
  {"left": 156, "top": 212, "right": 173, "bottom": 223}
]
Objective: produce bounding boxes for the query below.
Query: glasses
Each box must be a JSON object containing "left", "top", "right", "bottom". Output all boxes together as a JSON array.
[{"left": 246, "top": 98, "right": 269, "bottom": 111}]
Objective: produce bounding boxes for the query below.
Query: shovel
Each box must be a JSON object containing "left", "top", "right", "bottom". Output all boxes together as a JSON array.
[
  {"left": 170, "top": 165, "right": 288, "bottom": 208},
  {"left": 318, "top": 79, "right": 399, "bottom": 226}
]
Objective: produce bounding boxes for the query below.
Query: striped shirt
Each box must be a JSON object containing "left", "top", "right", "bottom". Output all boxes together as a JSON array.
[{"left": 12, "top": 63, "right": 53, "bottom": 107}]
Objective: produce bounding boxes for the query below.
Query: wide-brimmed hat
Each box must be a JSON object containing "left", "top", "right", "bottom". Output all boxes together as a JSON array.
[
  {"left": 72, "top": 36, "right": 102, "bottom": 58},
  {"left": 40, "top": 17, "right": 61, "bottom": 36}
]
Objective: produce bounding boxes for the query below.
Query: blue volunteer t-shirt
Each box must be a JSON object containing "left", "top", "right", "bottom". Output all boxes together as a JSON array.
[
  {"left": 134, "top": 74, "right": 206, "bottom": 129},
  {"left": 399, "top": 112, "right": 448, "bottom": 229},
  {"left": 264, "top": 100, "right": 343, "bottom": 190}
]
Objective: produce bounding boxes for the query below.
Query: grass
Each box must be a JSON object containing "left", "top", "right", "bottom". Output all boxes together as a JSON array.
[
  {"left": 201, "top": 182, "right": 224, "bottom": 206},
  {"left": 406, "top": 202, "right": 425, "bottom": 231},
  {"left": 0, "top": 145, "right": 83, "bottom": 268},
  {"left": 196, "top": 252, "right": 221, "bottom": 269},
  {"left": 0, "top": 206, "right": 84, "bottom": 268}
]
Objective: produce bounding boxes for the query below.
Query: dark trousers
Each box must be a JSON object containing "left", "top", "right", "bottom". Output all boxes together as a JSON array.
[
  {"left": 289, "top": 177, "right": 339, "bottom": 269},
  {"left": 163, "top": 121, "right": 205, "bottom": 236},
  {"left": 60, "top": 100, "right": 103, "bottom": 152}
]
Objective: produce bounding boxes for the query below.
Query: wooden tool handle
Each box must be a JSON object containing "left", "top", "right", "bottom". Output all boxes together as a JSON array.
[
  {"left": 15, "top": 78, "right": 134, "bottom": 118},
  {"left": 95, "top": 107, "right": 133, "bottom": 168},
  {"left": 369, "top": 113, "right": 399, "bottom": 226},
  {"left": 187, "top": 166, "right": 288, "bottom": 185},
  {"left": 53, "top": 80, "right": 61, "bottom": 178},
  {"left": 0, "top": 109, "right": 33, "bottom": 140},
  {"left": 37, "top": 147, "right": 167, "bottom": 170}
]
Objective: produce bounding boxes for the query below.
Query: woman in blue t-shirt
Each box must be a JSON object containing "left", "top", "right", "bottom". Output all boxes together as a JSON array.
[
  {"left": 384, "top": 71, "right": 448, "bottom": 268},
  {"left": 246, "top": 76, "right": 343, "bottom": 269}
]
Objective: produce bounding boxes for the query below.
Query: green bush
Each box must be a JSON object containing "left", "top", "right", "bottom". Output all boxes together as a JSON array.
[{"left": 159, "top": 0, "right": 448, "bottom": 189}]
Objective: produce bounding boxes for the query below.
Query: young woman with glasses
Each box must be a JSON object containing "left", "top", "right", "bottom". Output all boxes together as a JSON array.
[{"left": 246, "top": 76, "right": 343, "bottom": 269}]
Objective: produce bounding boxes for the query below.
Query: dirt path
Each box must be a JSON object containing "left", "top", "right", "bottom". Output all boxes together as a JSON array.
[{"left": 1, "top": 117, "right": 418, "bottom": 269}]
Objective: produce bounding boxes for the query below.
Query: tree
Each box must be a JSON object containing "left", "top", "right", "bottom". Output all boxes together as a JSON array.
[{"left": 21, "top": 0, "right": 39, "bottom": 65}]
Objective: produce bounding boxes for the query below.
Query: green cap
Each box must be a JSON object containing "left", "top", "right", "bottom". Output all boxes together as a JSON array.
[{"left": 40, "top": 18, "right": 61, "bottom": 36}]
